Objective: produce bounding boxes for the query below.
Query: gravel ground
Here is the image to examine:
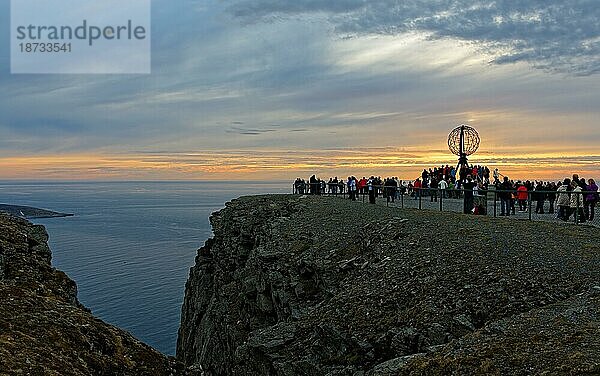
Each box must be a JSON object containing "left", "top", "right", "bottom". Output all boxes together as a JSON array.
[{"left": 328, "top": 193, "right": 599, "bottom": 228}]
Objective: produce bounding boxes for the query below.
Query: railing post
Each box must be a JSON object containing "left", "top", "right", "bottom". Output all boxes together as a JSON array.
[
  {"left": 419, "top": 189, "right": 422, "bottom": 210},
  {"left": 401, "top": 191, "right": 404, "bottom": 208}
]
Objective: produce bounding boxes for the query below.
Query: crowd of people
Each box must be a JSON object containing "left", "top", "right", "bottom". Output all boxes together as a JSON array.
[
  {"left": 293, "top": 165, "right": 494, "bottom": 201},
  {"left": 293, "top": 168, "right": 598, "bottom": 223},
  {"left": 293, "top": 175, "right": 402, "bottom": 204},
  {"left": 495, "top": 174, "right": 598, "bottom": 223}
]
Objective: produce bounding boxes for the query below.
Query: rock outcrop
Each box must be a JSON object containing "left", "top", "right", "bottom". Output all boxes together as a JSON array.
[
  {"left": 0, "top": 212, "right": 184, "bottom": 375},
  {"left": 0, "top": 204, "right": 73, "bottom": 219},
  {"left": 177, "top": 195, "right": 600, "bottom": 375}
]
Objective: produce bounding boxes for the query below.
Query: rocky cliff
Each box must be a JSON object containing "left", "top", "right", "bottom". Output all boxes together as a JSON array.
[
  {"left": 177, "top": 195, "right": 600, "bottom": 375},
  {"left": 0, "top": 212, "right": 184, "bottom": 375}
]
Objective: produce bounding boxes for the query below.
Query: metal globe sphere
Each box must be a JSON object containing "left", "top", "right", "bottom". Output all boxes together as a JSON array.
[{"left": 448, "top": 125, "right": 480, "bottom": 156}]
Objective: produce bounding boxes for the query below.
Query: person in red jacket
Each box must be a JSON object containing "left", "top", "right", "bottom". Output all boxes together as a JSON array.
[
  {"left": 414, "top": 178, "right": 422, "bottom": 199},
  {"left": 517, "top": 183, "right": 529, "bottom": 212},
  {"left": 358, "top": 177, "right": 368, "bottom": 194}
]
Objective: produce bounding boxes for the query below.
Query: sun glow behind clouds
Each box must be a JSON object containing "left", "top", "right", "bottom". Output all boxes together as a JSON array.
[{"left": 329, "top": 32, "right": 487, "bottom": 76}]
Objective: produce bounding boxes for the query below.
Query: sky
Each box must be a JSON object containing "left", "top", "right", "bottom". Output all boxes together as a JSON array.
[{"left": 0, "top": 0, "right": 599, "bottom": 181}]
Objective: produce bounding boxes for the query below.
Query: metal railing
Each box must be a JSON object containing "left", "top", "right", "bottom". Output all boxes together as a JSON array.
[{"left": 292, "top": 183, "right": 598, "bottom": 226}]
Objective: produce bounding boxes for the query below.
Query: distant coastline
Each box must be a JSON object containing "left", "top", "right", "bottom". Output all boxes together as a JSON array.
[{"left": 0, "top": 204, "right": 73, "bottom": 219}]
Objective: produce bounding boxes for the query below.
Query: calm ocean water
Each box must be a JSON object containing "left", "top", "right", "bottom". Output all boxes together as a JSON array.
[{"left": 0, "top": 181, "right": 290, "bottom": 355}]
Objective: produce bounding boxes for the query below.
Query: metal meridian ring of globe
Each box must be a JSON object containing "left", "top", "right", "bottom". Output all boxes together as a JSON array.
[{"left": 448, "top": 125, "right": 480, "bottom": 157}]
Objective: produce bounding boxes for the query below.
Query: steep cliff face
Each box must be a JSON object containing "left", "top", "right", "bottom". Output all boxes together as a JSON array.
[
  {"left": 0, "top": 213, "right": 184, "bottom": 375},
  {"left": 177, "top": 195, "right": 600, "bottom": 375}
]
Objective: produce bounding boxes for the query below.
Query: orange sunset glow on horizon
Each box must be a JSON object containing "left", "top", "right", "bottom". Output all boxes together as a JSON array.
[{"left": 1, "top": 143, "right": 598, "bottom": 182}]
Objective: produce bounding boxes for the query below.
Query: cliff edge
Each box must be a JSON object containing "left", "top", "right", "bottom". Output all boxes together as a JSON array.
[
  {"left": 0, "top": 213, "right": 184, "bottom": 375},
  {"left": 177, "top": 195, "right": 600, "bottom": 375}
]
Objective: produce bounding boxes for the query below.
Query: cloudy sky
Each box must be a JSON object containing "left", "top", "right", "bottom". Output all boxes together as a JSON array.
[{"left": 0, "top": 0, "right": 598, "bottom": 180}]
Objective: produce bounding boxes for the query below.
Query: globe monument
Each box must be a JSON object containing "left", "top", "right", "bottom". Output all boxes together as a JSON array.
[{"left": 448, "top": 124, "right": 480, "bottom": 175}]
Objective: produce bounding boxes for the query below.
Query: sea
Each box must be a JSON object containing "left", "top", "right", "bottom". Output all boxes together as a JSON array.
[{"left": 0, "top": 181, "right": 290, "bottom": 355}]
